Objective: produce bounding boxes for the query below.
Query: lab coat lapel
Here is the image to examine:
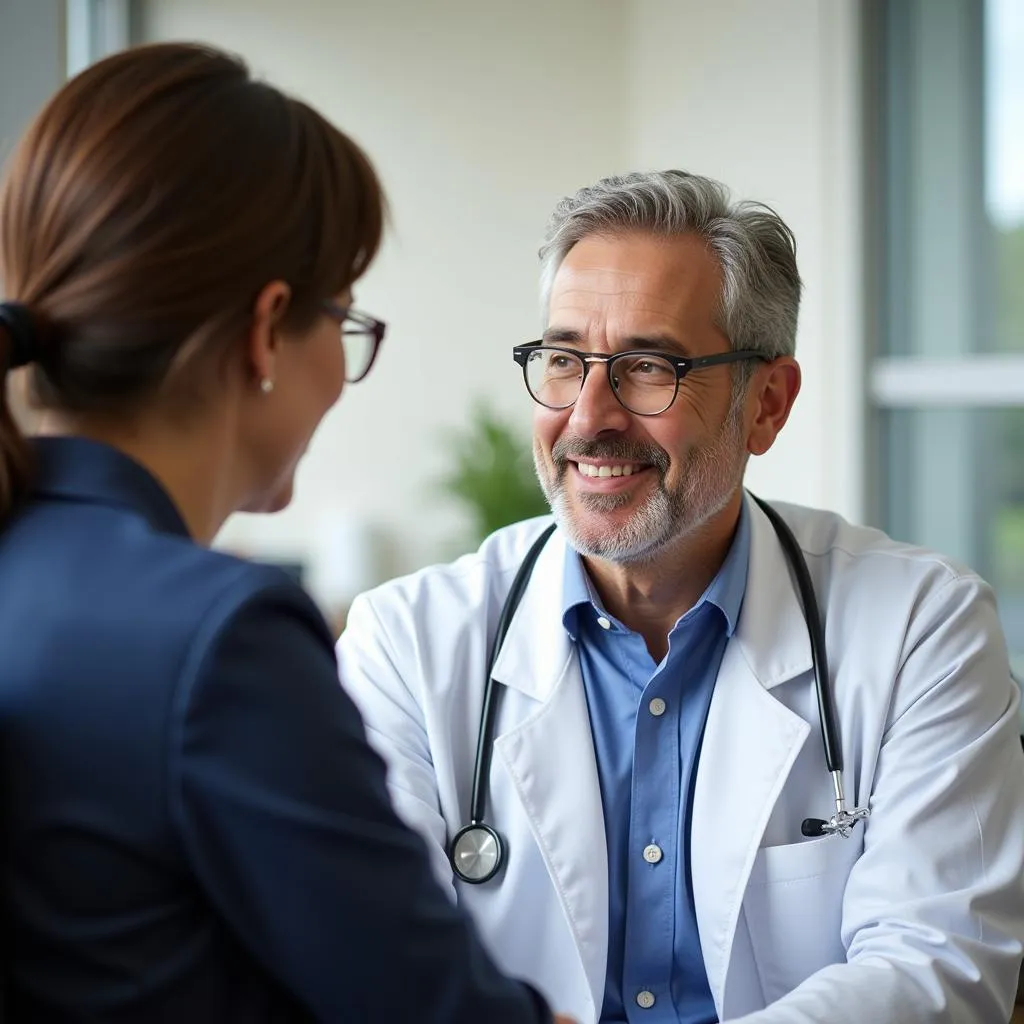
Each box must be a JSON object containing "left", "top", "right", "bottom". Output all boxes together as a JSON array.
[
  {"left": 489, "top": 529, "right": 609, "bottom": 1014},
  {"left": 692, "top": 496, "right": 814, "bottom": 1014}
]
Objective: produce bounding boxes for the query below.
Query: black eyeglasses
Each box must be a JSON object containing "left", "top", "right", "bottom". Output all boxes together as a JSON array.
[
  {"left": 322, "top": 301, "right": 387, "bottom": 383},
  {"left": 512, "top": 342, "right": 767, "bottom": 416}
]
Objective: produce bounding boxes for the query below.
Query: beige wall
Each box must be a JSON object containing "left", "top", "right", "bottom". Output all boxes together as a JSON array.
[
  {"left": 628, "top": 0, "right": 866, "bottom": 518},
  {"left": 141, "top": 0, "right": 629, "bottom": 604},
  {"left": 140, "top": 0, "right": 864, "bottom": 611}
]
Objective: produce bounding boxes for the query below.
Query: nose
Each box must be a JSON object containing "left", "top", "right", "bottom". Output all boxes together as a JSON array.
[{"left": 567, "top": 358, "right": 632, "bottom": 439}]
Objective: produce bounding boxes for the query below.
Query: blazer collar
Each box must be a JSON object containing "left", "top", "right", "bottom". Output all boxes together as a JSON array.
[{"left": 31, "top": 436, "right": 191, "bottom": 539}]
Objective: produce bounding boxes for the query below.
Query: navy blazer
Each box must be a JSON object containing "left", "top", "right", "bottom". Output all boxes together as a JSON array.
[{"left": 0, "top": 437, "right": 550, "bottom": 1023}]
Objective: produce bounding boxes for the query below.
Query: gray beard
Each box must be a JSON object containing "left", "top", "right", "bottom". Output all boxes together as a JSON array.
[{"left": 534, "top": 407, "right": 746, "bottom": 566}]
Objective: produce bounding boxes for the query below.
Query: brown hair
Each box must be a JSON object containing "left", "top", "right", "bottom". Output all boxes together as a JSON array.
[{"left": 0, "top": 41, "right": 385, "bottom": 520}]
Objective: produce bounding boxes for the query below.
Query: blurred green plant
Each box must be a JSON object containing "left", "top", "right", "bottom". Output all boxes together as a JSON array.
[{"left": 434, "top": 403, "right": 550, "bottom": 546}]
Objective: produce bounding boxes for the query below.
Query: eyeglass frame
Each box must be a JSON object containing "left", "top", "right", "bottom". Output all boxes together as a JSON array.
[
  {"left": 511, "top": 341, "right": 769, "bottom": 416},
  {"left": 322, "top": 300, "right": 387, "bottom": 383}
]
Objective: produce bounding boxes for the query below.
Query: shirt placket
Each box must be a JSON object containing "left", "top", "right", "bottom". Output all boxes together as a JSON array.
[{"left": 623, "top": 645, "right": 679, "bottom": 1021}]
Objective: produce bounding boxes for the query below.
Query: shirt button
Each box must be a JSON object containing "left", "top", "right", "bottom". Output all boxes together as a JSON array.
[
  {"left": 642, "top": 843, "right": 663, "bottom": 864},
  {"left": 596, "top": 615, "right": 612, "bottom": 630},
  {"left": 636, "top": 990, "right": 656, "bottom": 1009},
  {"left": 648, "top": 697, "right": 666, "bottom": 716}
]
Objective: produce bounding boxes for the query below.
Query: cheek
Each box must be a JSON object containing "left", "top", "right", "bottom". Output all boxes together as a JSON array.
[
  {"left": 533, "top": 408, "right": 565, "bottom": 455},
  {"left": 321, "top": 335, "right": 346, "bottom": 400},
  {"left": 305, "top": 334, "right": 345, "bottom": 413},
  {"left": 650, "top": 419, "right": 698, "bottom": 475},
  {"left": 273, "top": 336, "right": 344, "bottom": 464}
]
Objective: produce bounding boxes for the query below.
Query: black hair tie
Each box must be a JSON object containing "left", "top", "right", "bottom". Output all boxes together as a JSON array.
[{"left": 0, "top": 301, "right": 40, "bottom": 369}]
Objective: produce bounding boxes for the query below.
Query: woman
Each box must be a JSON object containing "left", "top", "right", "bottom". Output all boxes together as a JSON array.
[{"left": 0, "top": 43, "right": 564, "bottom": 1023}]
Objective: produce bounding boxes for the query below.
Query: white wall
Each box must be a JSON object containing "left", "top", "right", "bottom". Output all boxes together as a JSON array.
[
  {"left": 140, "top": 0, "right": 865, "bottom": 609},
  {"left": 140, "top": 0, "right": 629, "bottom": 604},
  {"left": 628, "top": 0, "right": 865, "bottom": 517}
]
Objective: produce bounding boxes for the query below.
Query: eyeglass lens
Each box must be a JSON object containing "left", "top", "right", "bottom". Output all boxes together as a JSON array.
[
  {"left": 342, "top": 327, "right": 376, "bottom": 382},
  {"left": 523, "top": 348, "right": 678, "bottom": 415}
]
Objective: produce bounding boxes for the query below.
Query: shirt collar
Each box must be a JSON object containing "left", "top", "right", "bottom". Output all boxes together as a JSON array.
[
  {"left": 561, "top": 541, "right": 604, "bottom": 641},
  {"left": 560, "top": 497, "right": 751, "bottom": 640}
]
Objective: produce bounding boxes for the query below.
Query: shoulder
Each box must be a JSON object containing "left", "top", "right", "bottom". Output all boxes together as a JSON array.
[
  {"left": 121, "top": 530, "right": 329, "bottom": 650},
  {"left": 338, "top": 516, "right": 557, "bottom": 682},
  {"left": 768, "top": 501, "right": 1001, "bottom": 674},
  {"left": 154, "top": 543, "right": 333, "bottom": 683},
  {"left": 6, "top": 493, "right": 326, "bottom": 645},
  {"left": 771, "top": 500, "right": 978, "bottom": 600},
  {"left": 350, "top": 515, "right": 556, "bottom": 626},
  {"left": 166, "top": 546, "right": 342, "bottom": 755},
  {"left": 73, "top": 522, "right": 334, "bottom": 688}
]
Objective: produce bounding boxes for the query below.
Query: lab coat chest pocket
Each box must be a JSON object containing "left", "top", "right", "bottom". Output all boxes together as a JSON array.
[{"left": 743, "top": 834, "right": 861, "bottom": 1003}]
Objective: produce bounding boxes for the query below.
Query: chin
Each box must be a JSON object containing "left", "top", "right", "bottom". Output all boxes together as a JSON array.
[
  {"left": 241, "top": 478, "right": 295, "bottom": 515},
  {"left": 263, "top": 489, "right": 294, "bottom": 514}
]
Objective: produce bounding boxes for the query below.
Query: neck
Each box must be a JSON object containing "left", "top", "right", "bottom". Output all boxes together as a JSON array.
[
  {"left": 582, "top": 489, "right": 744, "bottom": 661},
  {"left": 37, "top": 409, "right": 241, "bottom": 545}
]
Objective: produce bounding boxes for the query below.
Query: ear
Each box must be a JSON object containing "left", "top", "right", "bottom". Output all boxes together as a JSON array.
[
  {"left": 246, "top": 280, "right": 293, "bottom": 389},
  {"left": 745, "top": 357, "right": 801, "bottom": 457}
]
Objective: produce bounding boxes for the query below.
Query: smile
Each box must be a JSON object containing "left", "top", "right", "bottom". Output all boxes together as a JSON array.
[{"left": 574, "top": 461, "right": 644, "bottom": 478}]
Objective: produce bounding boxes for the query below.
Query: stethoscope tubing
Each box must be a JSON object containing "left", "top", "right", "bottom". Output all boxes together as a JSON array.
[
  {"left": 749, "top": 496, "right": 842, "bottom": 774},
  {"left": 466, "top": 522, "right": 557, "bottom": 825},
  {"left": 451, "top": 496, "right": 853, "bottom": 882}
]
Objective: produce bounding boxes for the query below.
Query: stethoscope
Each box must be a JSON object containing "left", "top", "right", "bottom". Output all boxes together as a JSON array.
[{"left": 448, "top": 495, "right": 870, "bottom": 885}]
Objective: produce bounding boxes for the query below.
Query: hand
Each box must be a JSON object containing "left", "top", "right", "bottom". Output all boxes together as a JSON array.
[{"left": 553, "top": 1016, "right": 579, "bottom": 1024}]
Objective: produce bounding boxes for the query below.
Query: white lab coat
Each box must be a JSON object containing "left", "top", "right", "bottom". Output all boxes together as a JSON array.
[{"left": 337, "top": 497, "right": 1024, "bottom": 1023}]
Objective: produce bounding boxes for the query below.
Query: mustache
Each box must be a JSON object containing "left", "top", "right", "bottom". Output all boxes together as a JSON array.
[{"left": 550, "top": 436, "right": 670, "bottom": 474}]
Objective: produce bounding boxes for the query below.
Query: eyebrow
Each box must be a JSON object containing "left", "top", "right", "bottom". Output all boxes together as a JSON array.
[{"left": 541, "top": 327, "right": 692, "bottom": 356}]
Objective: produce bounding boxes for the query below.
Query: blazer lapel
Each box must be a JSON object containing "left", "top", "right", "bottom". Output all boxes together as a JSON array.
[
  {"left": 489, "top": 528, "right": 609, "bottom": 1013},
  {"left": 691, "top": 496, "right": 815, "bottom": 1014}
]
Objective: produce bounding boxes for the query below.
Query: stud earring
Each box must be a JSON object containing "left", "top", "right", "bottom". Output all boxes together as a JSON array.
[{"left": 259, "top": 377, "right": 274, "bottom": 394}]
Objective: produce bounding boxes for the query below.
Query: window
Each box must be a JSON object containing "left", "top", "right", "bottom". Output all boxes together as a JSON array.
[
  {"left": 869, "top": 0, "right": 1024, "bottom": 684},
  {"left": 65, "top": 0, "right": 132, "bottom": 77}
]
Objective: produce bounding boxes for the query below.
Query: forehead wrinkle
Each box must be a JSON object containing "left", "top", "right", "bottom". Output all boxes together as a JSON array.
[
  {"left": 551, "top": 265, "right": 658, "bottom": 301},
  {"left": 549, "top": 288, "right": 692, "bottom": 339},
  {"left": 550, "top": 261, "right": 703, "bottom": 321},
  {"left": 549, "top": 282, "right": 690, "bottom": 327}
]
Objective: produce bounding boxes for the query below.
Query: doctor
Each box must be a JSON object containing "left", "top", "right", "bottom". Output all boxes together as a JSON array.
[{"left": 336, "top": 170, "right": 1024, "bottom": 1023}]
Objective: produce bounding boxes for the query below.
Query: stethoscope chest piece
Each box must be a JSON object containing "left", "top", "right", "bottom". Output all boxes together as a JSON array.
[{"left": 450, "top": 823, "right": 504, "bottom": 884}]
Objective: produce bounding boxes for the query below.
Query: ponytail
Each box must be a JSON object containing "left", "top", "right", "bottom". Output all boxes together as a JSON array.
[{"left": 0, "top": 302, "right": 39, "bottom": 523}]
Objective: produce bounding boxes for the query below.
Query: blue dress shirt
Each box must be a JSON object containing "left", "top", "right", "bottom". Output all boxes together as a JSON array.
[{"left": 562, "top": 504, "right": 751, "bottom": 1023}]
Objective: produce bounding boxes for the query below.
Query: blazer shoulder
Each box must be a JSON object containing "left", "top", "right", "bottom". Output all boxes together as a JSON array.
[{"left": 161, "top": 540, "right": 331, "bottom": 647}]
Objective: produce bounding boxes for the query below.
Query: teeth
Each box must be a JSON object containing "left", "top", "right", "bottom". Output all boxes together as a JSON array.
[{"left": 577, "top": 463, "right": 637, "bottom": 478}]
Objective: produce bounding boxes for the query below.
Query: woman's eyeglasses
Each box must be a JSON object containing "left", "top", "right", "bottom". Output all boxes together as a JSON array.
[{"left": 322, "top": 301, "right": 387, "bottom": 383}]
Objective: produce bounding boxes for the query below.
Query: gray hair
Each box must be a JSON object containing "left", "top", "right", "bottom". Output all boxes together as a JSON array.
[{"left": 538, "top": 170, "right": 802, "bottom": 364}]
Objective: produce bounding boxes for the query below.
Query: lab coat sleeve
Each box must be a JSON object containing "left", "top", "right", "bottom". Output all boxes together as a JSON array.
[
  {"left": 168, "top": 576, "right": 551, "bottom": 1024},
  {"left": 337, "top": 591, "right": 459, "bottom": 894},
  {"left": 733, "top": 573, "right": 1024, "bottom": 1023}
]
